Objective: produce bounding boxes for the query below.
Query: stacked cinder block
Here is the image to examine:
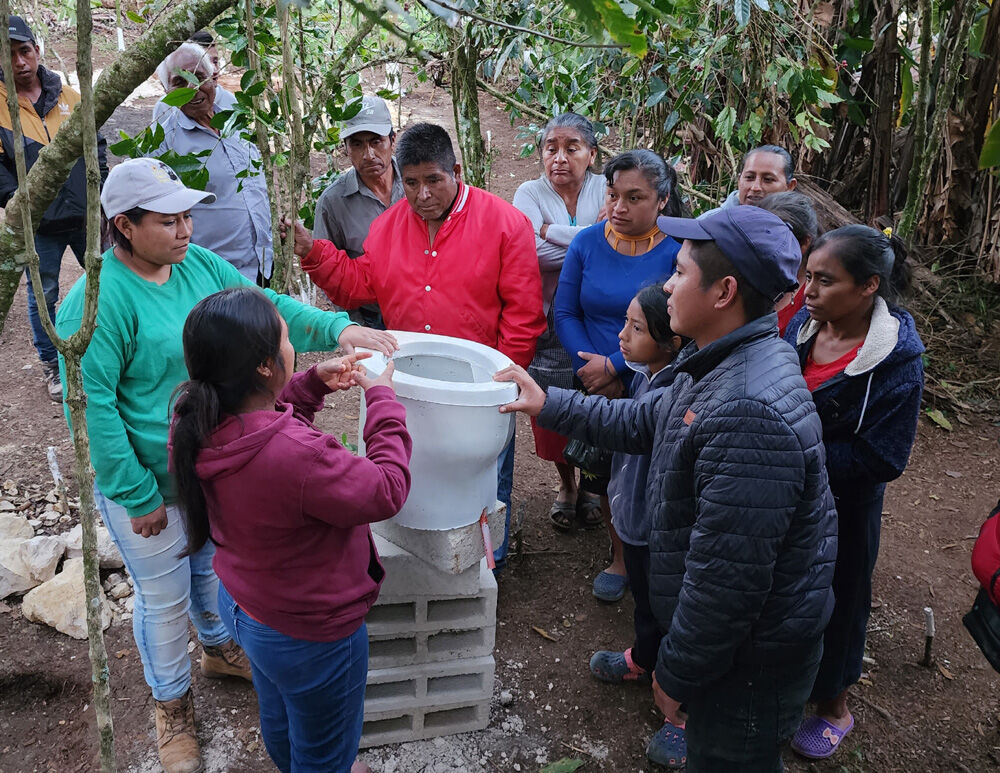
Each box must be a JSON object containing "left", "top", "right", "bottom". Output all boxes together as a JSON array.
[{"left": 360, "top": 507, "right": 501, "bottom": 748}]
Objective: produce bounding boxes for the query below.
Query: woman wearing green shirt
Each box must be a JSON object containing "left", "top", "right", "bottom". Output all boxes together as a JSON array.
[{"left": 56, "top": 158, "right": 396, "bottom": 773}]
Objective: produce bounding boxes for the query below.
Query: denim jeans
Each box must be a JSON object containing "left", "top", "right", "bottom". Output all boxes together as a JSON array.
[
  {"left": 96, "top": 489, "right": 230, "bottom": 701},
  {"left": 218, "top": 583, "right": 367, "bottom": 773},
  {"left": 26, "top": 229, "right": 87, "bottom": 363},
  {"left": 493, "top": 433, "right": 515, "bottom": 567},
  {"left": 684, "top": 639, "right": 823, "bottom": 773}
]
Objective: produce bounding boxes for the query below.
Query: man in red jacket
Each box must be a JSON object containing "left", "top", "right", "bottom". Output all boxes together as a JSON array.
[{"left": 285, "top": 122, "right": 545, "bottom": 568}]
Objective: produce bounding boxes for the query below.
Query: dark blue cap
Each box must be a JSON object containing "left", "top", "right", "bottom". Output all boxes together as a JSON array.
[
  {"left": 657, "top": 206, "right": 801, "bottom": 302},
  {"left": 8, "top": 16, "right": 34, "bottom": 43}
]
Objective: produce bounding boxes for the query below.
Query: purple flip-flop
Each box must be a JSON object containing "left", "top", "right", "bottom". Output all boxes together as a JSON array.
[{"left": 790, "top": 714, "right": 855, "bottom": 759}]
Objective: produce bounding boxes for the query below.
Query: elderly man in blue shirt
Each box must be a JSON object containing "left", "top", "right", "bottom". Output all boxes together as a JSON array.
[{"left": 151, "top": 42, "right": 272, "bottom": 284}]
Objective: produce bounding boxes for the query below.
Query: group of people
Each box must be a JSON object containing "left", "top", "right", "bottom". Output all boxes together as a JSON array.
[{"left": 8, "top": 20, "right": 930, "bottom": 773}]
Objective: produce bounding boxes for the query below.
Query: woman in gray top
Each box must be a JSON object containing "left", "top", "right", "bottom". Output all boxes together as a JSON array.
[{"left": 513, "top": 113, "right": 606, "bottom": 530}]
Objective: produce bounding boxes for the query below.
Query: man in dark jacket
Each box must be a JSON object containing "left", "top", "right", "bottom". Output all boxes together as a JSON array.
[
  {"left": 497, "top": 206, "right": 837, "bottom": 772},
  {"left": 0, "top": 16, "right": 108, "bottom": 401}
]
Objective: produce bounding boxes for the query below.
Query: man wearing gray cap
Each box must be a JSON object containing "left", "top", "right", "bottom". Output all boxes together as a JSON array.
[
  {"left": 313, "top": 95, "right": 403, "bottom": 329},
  {"left": 0, "top": 14, "right": 109, "bottom": 401},
  {"left": 496, "top": 206, "right": 836, "bottom": 771}
]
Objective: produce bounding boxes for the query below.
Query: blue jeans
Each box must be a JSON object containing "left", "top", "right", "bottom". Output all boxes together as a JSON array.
[
  {"left": 218, "top": 583, "right": 368, "bottom": 773},
  {"left": 684, "top": 639, "right": 823, "bottom": 772},
  {"left": 26, "top": 229, "right": 87, "bottom": 363},
  {"left": 96, "top": 489, "right": 230, "bottom": 701},
  {"left": 493, "top": 433, "right": 515, "bottom": 567}
]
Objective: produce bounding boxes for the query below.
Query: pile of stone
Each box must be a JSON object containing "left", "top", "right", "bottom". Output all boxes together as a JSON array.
[{"left": 0, "top": 493, "right": 133, "bottom": 639}]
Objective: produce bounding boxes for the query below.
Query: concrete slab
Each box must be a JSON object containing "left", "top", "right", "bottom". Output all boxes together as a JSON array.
[
  {"left": 364, "top": 655, "right": 494, "bottom": 714},
  {"left": 374, "top": 535, "right": 481, "bottom": 597},
  {"left": 372, "top": 502, "right": 505, "bottom": 575},
  {"left": 359, "top": 698, "right": 491, "bottom": 749}
]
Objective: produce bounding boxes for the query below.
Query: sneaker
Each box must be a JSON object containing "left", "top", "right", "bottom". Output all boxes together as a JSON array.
[
  {"left": 646, "top": 720, "right": 687, "bottom": 769},
  {"left": 200, "top": 639, "right": 253, "bottom": 681},
  {"left": 589, "top": 648, "right": 651, "bottom": 684},
  {"left": 154, "top": 690, "right": 203, "bottom": 773},
  {"left": 41, "top": 360, "right": 62, "bottom": 403}
]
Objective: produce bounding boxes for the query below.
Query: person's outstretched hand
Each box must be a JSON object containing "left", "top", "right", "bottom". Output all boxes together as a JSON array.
[
  {"left": 316, "top": 352, "right": 370, "bottom": 391},
  {"left": 576, "top": 351, "right": 616, "bottom": 392},
  {"left": 279, "top": 217, "right": 314, "bottom": 258},
  {"left": 337, "top": 325, "right": 399, "bottom": 356},
  {"left": 494, "top": 364, "right": 543, "bottom": 416},
  {"left": 356, "top": 360, "right": 396, "bottom": 392}
]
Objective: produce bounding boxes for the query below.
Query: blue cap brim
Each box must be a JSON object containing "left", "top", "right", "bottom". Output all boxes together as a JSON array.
[{"left": 657, "top": 216, "right": 711, "bottom": 241}]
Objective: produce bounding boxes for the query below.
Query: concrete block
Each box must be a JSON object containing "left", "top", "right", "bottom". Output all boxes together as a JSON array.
[
  {"left": 374, "top": 535, "right": 481, "bottom": 598},
  {"left": 372, "top": 501, "right": 505, "bottom": 575},
  {"left": 366, "top": 562, "right": 497, "bottom": 669},
  {"left": 359, "top": 698, "right": 491, "bottom": 749},
  {"left": 364, "top": 655, "right": 494, "bottom": 715},
  {"left": 368, "top": 560, "right": 497, "bottom": 637}
]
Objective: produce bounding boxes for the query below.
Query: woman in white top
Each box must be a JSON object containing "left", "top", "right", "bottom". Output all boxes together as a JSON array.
[{"left": 513, "top": 113, "right": 606, "bottom": 531}]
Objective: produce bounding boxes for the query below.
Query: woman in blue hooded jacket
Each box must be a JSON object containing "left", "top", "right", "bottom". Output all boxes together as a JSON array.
[{"left": 784, "top": 225, "right": 924, "bottom": 760}]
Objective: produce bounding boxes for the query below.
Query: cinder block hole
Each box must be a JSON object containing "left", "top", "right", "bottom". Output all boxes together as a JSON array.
[
  {"left": 367, "top": 602, "right": 417, "bottom": 626},
  {"left": 369, "top": 636, "right": 417, "bottom": 659},
  {"left": 426, "top": 597, "right": 485, "bottom": 624},
  {"left": 427, "top": 672, "right": 484, "bottom": 696},
  {"left": 362, "top": 715, "right": 413, "bottom": 736},
  {"left": 426, "top": 628, "right": 485, "bottom": 654},
  {"left": 366, "top": 679, "right": 417, "bottom": 701},
  {"left": 423, "top": 705, "right": 479, "bottom": 730}
]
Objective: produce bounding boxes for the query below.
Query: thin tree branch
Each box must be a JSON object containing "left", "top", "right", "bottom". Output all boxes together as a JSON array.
[{"left": 421, "top": 0, "right": 623, "bottom": 50}]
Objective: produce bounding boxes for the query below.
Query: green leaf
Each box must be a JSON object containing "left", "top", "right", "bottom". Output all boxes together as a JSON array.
[
  {"left": 539, "top": 760, "right": 585, "bottom": 773},
  {"left": 564, "top": 0, "right": 647, "bottom": 56},
  {"left": 240, "top": 70, "right": 258, "bottom": 91},
  {"left": 162, "top": 87, "right": 197, "bottom": 107},
  {"left": 899, "top": 64, "right": 913, "bottom": 123},
  {"left": 733, "top": 0, "right": 751, "bottom": 26},
  {"left": 621, "top": 57, "right": 643, "bottom": 78},
  {"left": 244, "top": 81, "right": 266, "bottom": 98},
  {"left": 979, "top": 120, "right": 1000, "bottom": 169},
  {"left": 125, "top": 10, "right": 145, "bottom": 24},
  {"left": 925, "top": 408, "right": 953, "bottom": 431},
  {"left": 109, "top": 137, "right": 137, "bottom": 156}
]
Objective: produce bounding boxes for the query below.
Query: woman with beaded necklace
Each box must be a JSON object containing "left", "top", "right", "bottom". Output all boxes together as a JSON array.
[{"left": 553, "top": 149, "right": 682, "bottom": 602}]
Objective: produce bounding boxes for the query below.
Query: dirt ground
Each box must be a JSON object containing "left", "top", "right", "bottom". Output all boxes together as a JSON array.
[{"left": 2, "top": 36, "right": 1000, "bottom": 773}]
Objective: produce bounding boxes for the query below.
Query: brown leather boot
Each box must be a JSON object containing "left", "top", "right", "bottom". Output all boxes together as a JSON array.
[
  {"left": 153, "top": 690, "right": 203, "bottom": 773},
  {"left": 200, "top": 639, "right": 253, "bottom": 681}
]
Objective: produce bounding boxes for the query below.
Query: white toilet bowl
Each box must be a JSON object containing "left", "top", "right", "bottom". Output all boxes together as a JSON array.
[{"left": 358, "top": 331, "right": 518, "bottom": 530}]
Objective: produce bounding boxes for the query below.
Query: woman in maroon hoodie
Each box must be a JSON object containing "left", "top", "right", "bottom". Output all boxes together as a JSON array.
[{"left": 170, "top": 286, "right": 412, "bottom": 773}]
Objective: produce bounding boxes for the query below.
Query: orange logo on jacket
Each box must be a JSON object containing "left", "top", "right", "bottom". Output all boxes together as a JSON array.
[{"left": 683, "top": 409, "right": 697, "bottom": 426}]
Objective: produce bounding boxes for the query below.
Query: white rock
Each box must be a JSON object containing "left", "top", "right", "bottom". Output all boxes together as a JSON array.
[
  {"left": 58, "top": 515, "right": 71, "bottom": 524},
  {"left": 123, "top": 596, "right": 134, "bottom": 612},
  {"left": 109, "top": 582, "right": 131, "bottom": 600},
  {"left": 499, "top": 689, "right": 514, "bottom": 705},
  {"left": 18, "top": 536, "right": 64, "bottom": 583},
  {"left": 105, "top": 572, "right": 124, "bottom": 588},
  {"left": 0, "top": 538, "right": 39, "bottom": 598},
  {"left": 0, "top": 513, "right": 33, "bottom": 541},
  {"left": 62, "top": 524, "right": 124, "bottom": 569},
  {"left": 27, "top": 519, "right": 41, "bottom": 529},
  {"left": 21, "top": 558, "right": 112, "bottom": 639},
  {"left": 41, "top": 511, "right": 60, "bottom": 524}
]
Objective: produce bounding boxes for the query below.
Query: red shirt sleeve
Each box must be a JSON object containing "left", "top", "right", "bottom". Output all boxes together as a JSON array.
[
  {"left": 495, "top": 212, "right": 546, "bottom": 368},
  {"left": 300, "top": 238, "right": 378, "bottom": 308}
]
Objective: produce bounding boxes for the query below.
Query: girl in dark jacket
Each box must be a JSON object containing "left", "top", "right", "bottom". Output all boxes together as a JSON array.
[{"left": 784, "top": 225, "right": 924, "bottom": 760}]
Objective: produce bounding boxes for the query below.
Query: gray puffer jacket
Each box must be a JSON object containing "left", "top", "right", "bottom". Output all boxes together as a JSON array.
[{"left": 539, "top": 313, "right": 837, "bottom": 702}]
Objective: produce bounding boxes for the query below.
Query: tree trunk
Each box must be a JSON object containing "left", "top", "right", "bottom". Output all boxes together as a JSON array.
[
  {"left": 448, "top": 22, "right": 486, "bottom": 188},
  {"left": 2, "top": 0, "right": 114, "bottom": 766},
  {"left": 865, "top": 1, "right": 899, "bottom": 221},
  {"left": 899, "top": 0, "right": 977, "bottom": 239},
  {"left": 898, "top": 0, "right": 933, "bottom": 237},
  {"left": 0, "top": 0, "right": 239, "bottom": 332}
]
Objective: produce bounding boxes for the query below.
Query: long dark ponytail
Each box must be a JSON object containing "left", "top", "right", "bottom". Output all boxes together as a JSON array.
[
  {"left": 811, "top": 224, "right": 911, "bottom": 305},
  {"left": 171, "top": 287, "right": 285, "bottom": 556}
]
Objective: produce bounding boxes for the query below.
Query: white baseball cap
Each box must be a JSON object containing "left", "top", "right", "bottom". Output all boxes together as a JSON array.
[
  {"left": 101, "top": 158, "right": 216, "bottom": 219},
  {"left": 342, "top": 95, "right": 393, "bottom": 139}
]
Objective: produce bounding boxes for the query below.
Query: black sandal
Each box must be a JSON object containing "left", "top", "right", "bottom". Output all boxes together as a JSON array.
[
  {"left": 576, "top": 493, "right": 604, "bottom": 530},
  {"left": 549, "top": 499, "right": 577, "bottom": 532}
]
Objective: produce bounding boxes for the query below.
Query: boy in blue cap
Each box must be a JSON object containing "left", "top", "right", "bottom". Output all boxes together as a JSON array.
[{"left": 496, "top": 205, "right": 837, "bottom": 771}]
